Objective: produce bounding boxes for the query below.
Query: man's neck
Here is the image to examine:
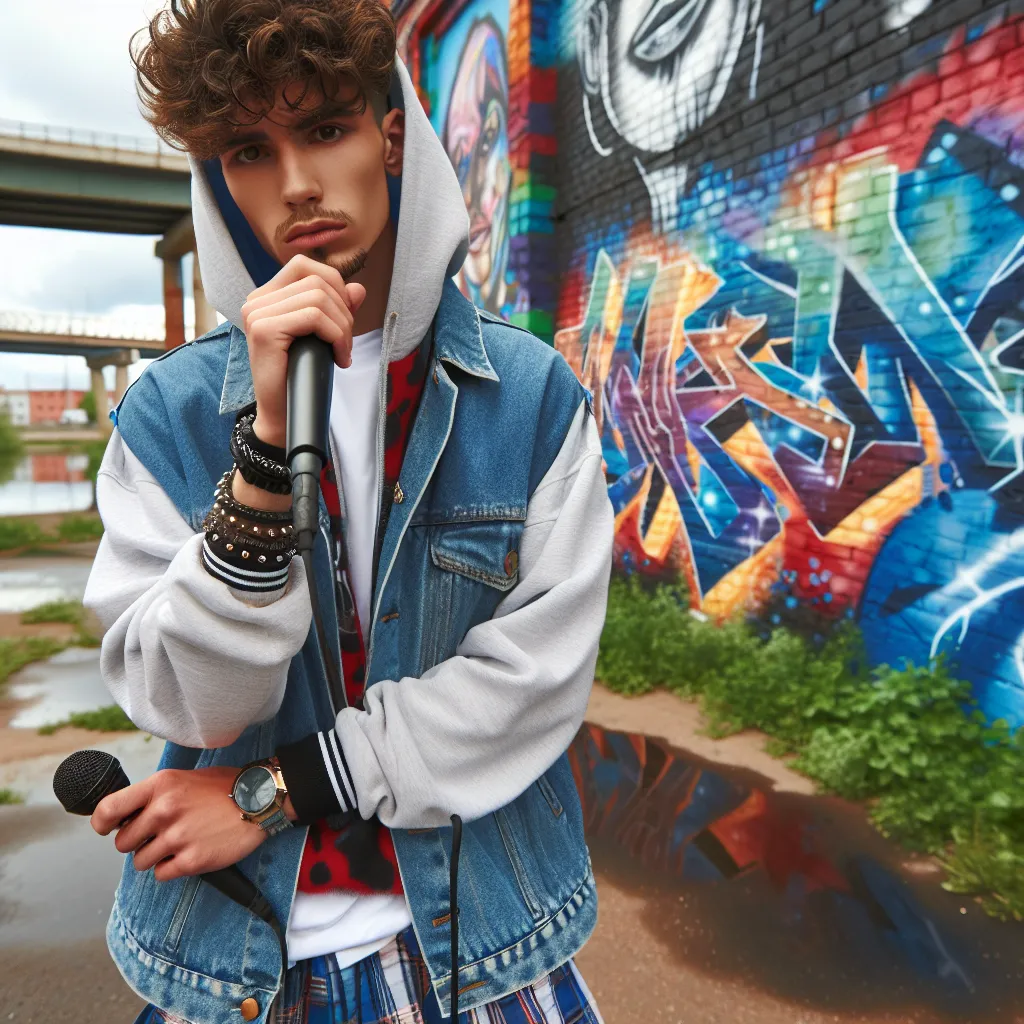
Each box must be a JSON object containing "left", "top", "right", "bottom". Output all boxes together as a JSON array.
[{"left": 349, "top": 220, "right": 396, "bottom": 336}]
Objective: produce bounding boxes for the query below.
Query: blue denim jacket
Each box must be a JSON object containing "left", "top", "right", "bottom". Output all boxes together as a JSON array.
[{"left": 105, "top": 281, "right": 597, "bottom": 1024}]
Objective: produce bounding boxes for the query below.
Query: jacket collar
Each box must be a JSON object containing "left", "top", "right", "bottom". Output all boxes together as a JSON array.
[{"left": 219, "top": 277, "right": 498, "bottom": 416}]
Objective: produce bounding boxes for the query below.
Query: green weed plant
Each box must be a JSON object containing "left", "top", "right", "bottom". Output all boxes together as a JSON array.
[
  {"left": 38, "top": 704, "right": 137, "bottom": 735},
  {"left": 596, "top": 576, "right": 1024, "bottom": 921}
]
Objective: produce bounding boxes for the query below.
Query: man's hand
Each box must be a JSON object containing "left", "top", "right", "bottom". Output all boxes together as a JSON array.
[
  {"left": 240, "top": 254, "right": 367, "bottom": 449},
  {"left": 90, "top": 766, "right": 267, "bottom": 883}
]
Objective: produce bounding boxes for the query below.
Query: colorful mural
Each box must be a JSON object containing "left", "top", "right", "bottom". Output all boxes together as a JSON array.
[
  {"left": 415, "top": 0, "right": 515, "bottom": 317},
  {"left": 396, "top": 0, "right": 1024, "bottom": 725},
  {"left": 552, "top": 5, "right": 1024, "bottom": 726}
]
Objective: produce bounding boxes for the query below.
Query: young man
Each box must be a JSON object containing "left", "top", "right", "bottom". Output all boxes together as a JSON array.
[{"left": 83, "top": 1, "right": 612, "bottom": 1022}]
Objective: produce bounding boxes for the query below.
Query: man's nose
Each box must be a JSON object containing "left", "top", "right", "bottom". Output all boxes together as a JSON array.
[{"left": 279, "top": 150, "right": 322, "bottom": 206}]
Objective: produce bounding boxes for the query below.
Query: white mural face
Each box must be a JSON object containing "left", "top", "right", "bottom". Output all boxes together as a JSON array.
[
  {"left": 885, "top": 0, "right": 933, "bottom": 30},
  {"left": 577, "top": 0, "right": 754, "bottom": 155}
]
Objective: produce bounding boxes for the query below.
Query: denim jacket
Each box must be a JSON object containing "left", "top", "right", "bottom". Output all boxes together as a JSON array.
[{"left": 94, "top": 280, "right": 607, "bottom": 1024}]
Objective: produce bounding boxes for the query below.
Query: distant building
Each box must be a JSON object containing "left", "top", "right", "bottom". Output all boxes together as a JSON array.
[
  {"left": 1, "top": 388, "right": 117, "bottom": 426},
  {"left": 0, "top": 390, "right": 30, "bottom": 426}
]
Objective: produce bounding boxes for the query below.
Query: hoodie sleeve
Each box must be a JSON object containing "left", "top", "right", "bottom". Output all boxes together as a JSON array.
[
  {"left": 83, "top": 429, "right": 312, "bottom": 748},
  {"left": 275, "top": 399, "right": 614, "bottom": 829}
]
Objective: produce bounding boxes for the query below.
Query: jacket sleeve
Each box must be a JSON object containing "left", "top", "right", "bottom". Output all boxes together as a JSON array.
[
  {"left": 276, "top": 399, "right": 614, "bottom": 829},
  {"left": 83, "top": 429, "right": 312, "bottom": 748}
]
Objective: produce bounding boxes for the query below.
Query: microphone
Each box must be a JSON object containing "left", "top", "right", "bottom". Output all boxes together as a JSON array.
[
  {"left": 286, "top": 334, "right": 334, "bottom": 555},
  {"left": 284, "top": 334, "right": 347, "bottom": 713},
  {"left": 53, "top": 750, "right": 287, "bottom": 1006}
]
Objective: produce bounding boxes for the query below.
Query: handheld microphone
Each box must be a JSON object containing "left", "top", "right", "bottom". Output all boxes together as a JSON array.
[
  {"left": 53, "top": 750, "right": 287, "bottom": 1009},
  {"left": 286, "top": 334, "right": 334, "bottom": 555},
  {"left": 285, "top": 334, "right": 347, "bottom": 713}
]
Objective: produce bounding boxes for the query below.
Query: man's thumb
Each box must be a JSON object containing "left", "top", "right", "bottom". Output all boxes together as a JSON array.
[{"left": 346, "top": 282, "right": 367, "bottom": 312}]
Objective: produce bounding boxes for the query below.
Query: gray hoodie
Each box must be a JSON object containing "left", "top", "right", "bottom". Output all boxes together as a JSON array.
[{"left": 83, "top": 56, "right": 614, "bottom": 832}]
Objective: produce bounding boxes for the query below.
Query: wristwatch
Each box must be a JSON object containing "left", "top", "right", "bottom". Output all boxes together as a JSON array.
[{"left": 231, "top": 757, "right": 292, "bottom": 837}]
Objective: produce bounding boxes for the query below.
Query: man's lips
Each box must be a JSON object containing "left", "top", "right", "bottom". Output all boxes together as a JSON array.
[{"left": 284, "top": 220, "right": 348, "bottom": 248}]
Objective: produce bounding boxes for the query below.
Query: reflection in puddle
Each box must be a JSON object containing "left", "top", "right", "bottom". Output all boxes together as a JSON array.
[
  {"left": 569, "top": 723, "right": 1024, "bottom": 1021},
  {"left": 7, "top": 646, "right": 109, "bottom": 729},
  {"left": 0, "top": 558, "right": 95, "bottom": 613}
]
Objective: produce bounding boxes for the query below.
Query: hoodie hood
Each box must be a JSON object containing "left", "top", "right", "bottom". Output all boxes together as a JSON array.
[{"left": 188, "top": 55, "right": 470, "bottom": 363}]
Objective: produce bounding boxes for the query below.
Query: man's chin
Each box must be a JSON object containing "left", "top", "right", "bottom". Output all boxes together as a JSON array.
[{"left": 311, "top": 245, "right": 370, "bottom": 280}]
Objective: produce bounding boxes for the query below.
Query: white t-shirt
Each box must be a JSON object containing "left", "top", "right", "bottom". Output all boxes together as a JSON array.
[{"left": 285, "top": 328, "right": 413, "bottom": 966}]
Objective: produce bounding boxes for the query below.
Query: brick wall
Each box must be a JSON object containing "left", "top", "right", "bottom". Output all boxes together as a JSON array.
[{"left": 395, "top": 0, "right": 1024, "bottom": 725}]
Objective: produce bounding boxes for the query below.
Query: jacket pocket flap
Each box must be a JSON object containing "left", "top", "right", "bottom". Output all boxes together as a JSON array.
[{"left": 429, "top": 520, "right": 522, "bottom": 592}]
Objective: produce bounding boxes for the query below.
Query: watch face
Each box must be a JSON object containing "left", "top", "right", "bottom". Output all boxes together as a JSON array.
[{"left": 233, "top": 766, "right": 277, "bottom": 815}]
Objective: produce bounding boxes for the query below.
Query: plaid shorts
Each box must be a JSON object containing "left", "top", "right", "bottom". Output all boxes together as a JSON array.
[{"left": 135, "top": 924, "right": 603, "bottom": 1024}]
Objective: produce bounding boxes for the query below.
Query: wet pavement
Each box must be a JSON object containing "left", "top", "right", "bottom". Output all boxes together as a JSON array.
[
  {"left": 8, "top": 646, "right": 109, "bottom": 729},
  {"left": 570, "top": 723, "right": 1024, "bottom": 1023},
  {"left": 1, "top": 709, "right": 1023, "bottom": 1020},
  {"left": 0, "top": 555, "right": 95, "bottom": 613}
]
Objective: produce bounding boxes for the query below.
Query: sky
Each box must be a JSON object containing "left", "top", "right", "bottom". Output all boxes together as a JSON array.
[{"left": 0, "top": 0, "right": 192, "bottom": 390}]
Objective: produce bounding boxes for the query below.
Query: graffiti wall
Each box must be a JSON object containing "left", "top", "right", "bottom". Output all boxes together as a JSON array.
[{"left": 396, "top": 0, "right": 1024, "bottom": 726}]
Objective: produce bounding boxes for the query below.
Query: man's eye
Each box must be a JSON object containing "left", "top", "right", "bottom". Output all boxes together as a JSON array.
[
  {"left": 314, "top": 125, "right": 344, "bottom": 142},
  {"left": 235, "top": 145, "right": 262, "bottom": 164}
]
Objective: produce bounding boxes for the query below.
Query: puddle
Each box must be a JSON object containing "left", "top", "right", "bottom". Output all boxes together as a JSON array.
[
  {"left": 569, "top": 723, "right": 1024, "bottom": 1022},
  {"left": 0, "top": 556, "right": 95, "bottom": 613},
  {"left": 0, "top": 735, "right": 161, "bottom": 948},
  {"left": 7, "top": 646, "right": 110, "bottom": 729}
]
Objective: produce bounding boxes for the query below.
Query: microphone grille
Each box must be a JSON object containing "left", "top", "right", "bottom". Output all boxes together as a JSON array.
[{"left": 53, "top": 749, "right": 119, "bottom": 813}]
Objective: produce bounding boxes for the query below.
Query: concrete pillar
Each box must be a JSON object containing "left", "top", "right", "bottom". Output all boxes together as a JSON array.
[
  {"left": 89, "top": 366, "right": 111, "bottom": 436},
  {"left": 193, "top": 249, "right": 218, "bottom": 337},
  {"left": 163, "top": 256, "right": 186, "bottom": 350},
  {"left": 114, "top": 363, "right": 129, "bottom": 403}
]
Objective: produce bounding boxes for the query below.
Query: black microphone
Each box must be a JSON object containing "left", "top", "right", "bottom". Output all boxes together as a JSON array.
[
  {"left": 53, "top": 750, "right": 287, "bottom": 1007},
  {"left": 284, "top": 334, "right": 347, "bottom": 713},
  {"left": 286, "top": 334, "right": 334, "bottom": 555}
]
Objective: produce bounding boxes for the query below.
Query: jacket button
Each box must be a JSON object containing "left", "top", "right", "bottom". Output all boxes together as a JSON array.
[
  {"left": 504, "top": 550, "right": 518, "bottom": 577},
  {"left": 240, "top": 997, "right": 260, "bottom": 1021}
]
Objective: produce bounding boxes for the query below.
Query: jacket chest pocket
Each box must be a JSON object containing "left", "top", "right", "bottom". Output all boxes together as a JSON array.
[{"left": 419, "top": 517, "right": 524, "bottom": 672}]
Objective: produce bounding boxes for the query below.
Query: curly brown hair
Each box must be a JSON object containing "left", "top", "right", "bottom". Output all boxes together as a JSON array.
[{"left": 132, "top": 0, "right": 396, "bottom": 158}]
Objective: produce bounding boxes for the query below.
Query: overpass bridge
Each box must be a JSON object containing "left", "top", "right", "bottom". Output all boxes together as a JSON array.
[
  {"left": 0, "top": 310, "right": 191, "bottom": 435},
  {"left": 0, "top": 120, "right": 217, "bottom": 355}
]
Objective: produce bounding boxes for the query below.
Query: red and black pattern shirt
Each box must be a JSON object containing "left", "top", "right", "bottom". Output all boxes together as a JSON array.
[{"left": 289, "top": 336, "right": 431, "bottom": 896}]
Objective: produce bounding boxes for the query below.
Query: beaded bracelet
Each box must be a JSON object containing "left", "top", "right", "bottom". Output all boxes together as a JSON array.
[{"left": 202, "top": 469, "right": 295, "bottom": 567}]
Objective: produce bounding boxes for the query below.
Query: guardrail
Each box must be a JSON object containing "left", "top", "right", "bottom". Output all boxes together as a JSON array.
[
  {"left": 0, "top": 117, "right": 179, "bottom": 158},
  {"left": 0, "top": 310, "right": 167, "bottom": 342}
]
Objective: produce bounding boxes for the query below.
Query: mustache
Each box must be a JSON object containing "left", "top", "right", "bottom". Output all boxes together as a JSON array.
[{"left": 274, "top": 206, "right": 351, "bottom": 244}]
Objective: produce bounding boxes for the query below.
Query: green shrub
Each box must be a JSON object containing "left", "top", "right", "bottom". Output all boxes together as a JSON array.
[
  {"left": 596, "top": 577, "right": 1024, "bottom": 920},
  {"left": 0, "top": 788, "right": 24, "bottom": 806},
  {"left": 0, "top": 636, "right": 67, "bottom": 687},
  {"left": 21, "top": 599, "right": 83, "bottom": 626},
  {"left": 38, "top": 704, "right": 137, "bottom": 735},
  {"left": 56, "top": 513, "right": 103, "bottom": 542},
  {"left": 0, "top": 518, "right": 44, "bottom": 551}
]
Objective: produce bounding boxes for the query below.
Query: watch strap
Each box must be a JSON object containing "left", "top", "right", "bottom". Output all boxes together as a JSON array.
[{"left": 257, "top": 806, "right": 292, "bottom": 837}]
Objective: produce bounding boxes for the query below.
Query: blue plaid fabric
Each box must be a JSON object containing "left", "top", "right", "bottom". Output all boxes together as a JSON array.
[{"left": 135, "top": 925, "right": 602, "bottom": 1024}]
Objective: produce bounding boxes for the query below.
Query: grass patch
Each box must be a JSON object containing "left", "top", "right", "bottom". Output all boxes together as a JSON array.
[
  {"left": 0, "top": 788, "right": 24, "bottom": 806},
  {"left": 0, "top": 511, "right": 103, "bottom": 552},
  {"left": 597, "top": 576, "right": 1024, "bottom": 921},
  {"left": 38, "top": 704, "right": 137, "bottom": 735},
  {"left": 21, "top": 599, "right": 84, "bottom": 626},
  {"left": 0, "top": 636, "right": 68, "bottom": 687}
]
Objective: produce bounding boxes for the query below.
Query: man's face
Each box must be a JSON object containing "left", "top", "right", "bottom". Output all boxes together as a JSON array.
[
  {"left": 217, "top": 83, "right": 400, "bottom": 279},
  {"left": 580, "top": 0, "right": 750, "bottom": 155}
]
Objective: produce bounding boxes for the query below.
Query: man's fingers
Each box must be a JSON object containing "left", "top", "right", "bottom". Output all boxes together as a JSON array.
[
  {"left": 345, "top": 282, "right": 366, "bottom": 314},
  {"left": 91, "top": 778, "right": 152, "bottom": 836},
  {"left": 131, "top": 832, "right": 177, "bottom": 873},
  {"left": 242, "top": 273, "right": 348, "bottom": 322},
  {"left": 246, "top": 255, "right": 346, "bottom": 303},
  {"left": 245, "top": 288, "right": 352, "bottom": 339}
]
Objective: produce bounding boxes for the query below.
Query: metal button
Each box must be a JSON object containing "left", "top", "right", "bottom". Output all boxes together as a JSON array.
[
  {"left": 504, "top": 550, "right": 518, "bottom": 577},
  {"left": 240, "top": 997, "right": 260, "bottom": 1021}
]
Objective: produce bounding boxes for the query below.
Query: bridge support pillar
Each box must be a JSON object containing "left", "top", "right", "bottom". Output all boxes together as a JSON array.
[
  {"left": 86, "top": 348, "right": 140, "bottom": 435},
  {"left": 193, "top": 252, "right": 218, "bottom": 337},
  {"left": 163, "top": 256, "right": 186, "bottom": 351}
]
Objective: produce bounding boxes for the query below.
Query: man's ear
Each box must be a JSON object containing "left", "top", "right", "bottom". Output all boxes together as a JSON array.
[{"left": 382, "top": 109, "right": 405, "bottom": 177}]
